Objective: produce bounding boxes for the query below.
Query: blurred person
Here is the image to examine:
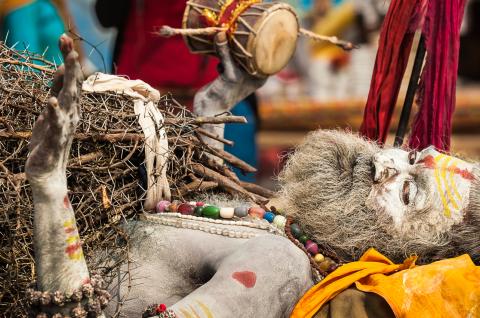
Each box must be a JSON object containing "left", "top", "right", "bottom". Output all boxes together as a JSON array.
[
  {"left": 95, "top": 0, "right": 258, "bottom": 181},
  {"left": 0, "top": 0, "right": 66, "bottom": 63},
  {"left": 65, "top": 0, "right": 116, "bottom": 73}
]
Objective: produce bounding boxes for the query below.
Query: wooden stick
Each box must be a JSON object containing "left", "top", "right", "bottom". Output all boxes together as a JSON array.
[
  {"left": 239, "top": 181, "right": 275, "bottom": 199},
  {"left": 202, "top": 156, "right": 240, "bottom": 183},
  {"left": 176, "top": 179, "right": 219, "bottom": 197},
  {"left": 196, "top": 127, "right": 234, "bottom": 146},
  {"left": 156, "top": 25, "right": 226, "bottom": 37},
  {"left": 68, "top": 151, "right": 104, "bottom": 166},
  {"left": 187, "top": 134, "right": 256, "bottom": 174},
  {"left": 206, "top": 146, "right": 257, "bottom": 173},
  {"left": 188, "top": 115, "right": 247, "bottom": 125},
  {"left": 191, "top": 163, "right": 258, "bottom": 202},
  {"left": 299, "top": 28, "right": 357, "bottom": 51},
  {"left": 0, "top": 58, "right": 55, "bottom": 74}
]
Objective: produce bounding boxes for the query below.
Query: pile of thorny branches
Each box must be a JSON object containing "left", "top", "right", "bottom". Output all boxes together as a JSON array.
[{"left": 0, "top": 42, "right": 273, "bottom": 317}]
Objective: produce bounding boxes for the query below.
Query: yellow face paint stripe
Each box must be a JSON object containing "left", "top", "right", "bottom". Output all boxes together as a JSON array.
[
  {"left": 197, "top": 301, "right": 214, "bottom": 318},
  {"left": 434, "top": 155, "right": 451, "bottom": 217},
  {"left": 450, "top": 159, "right": 463, "bottom": 202},
  {"left": 440, "top": 156, "right": 459, "bottom": 210}
]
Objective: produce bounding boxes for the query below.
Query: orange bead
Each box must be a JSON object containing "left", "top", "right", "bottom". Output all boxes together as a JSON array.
[{"left": 248, "top": 207, "right": 266, "bottom": 218}]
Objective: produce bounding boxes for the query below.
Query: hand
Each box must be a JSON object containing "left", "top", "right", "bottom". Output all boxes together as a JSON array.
[{"left": 193, "top": 31, "right": 267, "bottom": 117}]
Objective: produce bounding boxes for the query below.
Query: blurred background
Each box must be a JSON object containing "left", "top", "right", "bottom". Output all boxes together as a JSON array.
[{"left": 1, "top": 0, "right": 479, "bottom": 189}]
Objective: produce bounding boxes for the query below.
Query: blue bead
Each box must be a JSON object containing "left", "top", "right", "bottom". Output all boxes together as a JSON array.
[{"left": 264, "top": 212, "right": 275, "bottom": 223}]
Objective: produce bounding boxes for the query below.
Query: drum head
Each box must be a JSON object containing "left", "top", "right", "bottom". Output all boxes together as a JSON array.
[{"left": 249, "top": 6, "right": 298, "bottom": 76}]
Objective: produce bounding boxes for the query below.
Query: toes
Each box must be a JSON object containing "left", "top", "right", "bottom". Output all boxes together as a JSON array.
[
  {"left": 51, "top": 64, "right": 65, "bottom": 97},
  {"left": 59, "top": 34, "right": 74, "bottom": 58}
]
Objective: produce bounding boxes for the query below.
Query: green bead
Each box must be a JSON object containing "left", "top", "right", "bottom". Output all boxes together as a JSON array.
[
  {"left": 290, "top": 223, "right": 303, "bottom": 239},
  {"left": 202, "top": 205, "right": 220, "bottom": 219},
  {"left": 194, "top": 206, "right": 204, "bottom": 216},
  {"left": 299, "top": 235, "right": 308, "bottom": 244}
]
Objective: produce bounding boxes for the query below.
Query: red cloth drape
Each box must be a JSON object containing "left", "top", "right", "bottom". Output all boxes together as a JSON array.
[
  {"left": 408, "top": 0, "right": 467, "bottom": 150},
  {"left": 360, "top": 0, "right": 466, "bottom": 151},
  {"left": 359, "top": 0, "right": 424, "bottom": 145}
]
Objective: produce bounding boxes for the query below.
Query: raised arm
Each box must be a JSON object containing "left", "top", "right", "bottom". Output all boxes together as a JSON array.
[{"left": 193, "top": 32, "right": 267, "bottom": 150}]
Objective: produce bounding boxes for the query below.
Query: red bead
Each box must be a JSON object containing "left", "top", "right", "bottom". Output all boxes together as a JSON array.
[
  {"left": 156, "top": 303, "right": 167, "bottom": 313},
  {"left": 196, "top": 202, "right": 205, "bottom": 207},
  {"left": 178, "top": 203, "right": 194, "bottom": 215},
  {"left": 305, "top": 240, "right": 319, "bottom": 255}
]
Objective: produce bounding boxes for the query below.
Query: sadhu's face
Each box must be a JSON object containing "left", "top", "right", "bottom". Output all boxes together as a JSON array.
[{"left": 367, "top": 146, "right": 476, "bottom": 235}]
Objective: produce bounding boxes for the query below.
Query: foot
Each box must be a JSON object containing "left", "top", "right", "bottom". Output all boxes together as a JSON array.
[{"left": 26, "top": 35, "right": 83, "bottom": 180}]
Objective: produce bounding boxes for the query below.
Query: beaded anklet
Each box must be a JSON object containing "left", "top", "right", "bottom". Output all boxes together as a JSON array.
[
  {"left": 154, "top": 200, "right": 341, "bottom": 276},
  {"left": 26, "top": 273, "right": 111, "bottom": 318},
  {"left": 143, "top": 303, "right": 177, "bottom": 318}
]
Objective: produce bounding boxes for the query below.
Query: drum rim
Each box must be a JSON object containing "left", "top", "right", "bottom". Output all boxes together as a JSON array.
[
  {"left": 246, "top": 3, "right": 299, "bottom": 76},
  {"left": 182, "top": 0, "right": 216, "bottom": 54}
]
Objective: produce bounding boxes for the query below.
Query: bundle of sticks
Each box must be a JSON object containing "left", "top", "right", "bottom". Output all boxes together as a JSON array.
[{"left": 0, "top": 42, "right": 273, "bottom": 317}]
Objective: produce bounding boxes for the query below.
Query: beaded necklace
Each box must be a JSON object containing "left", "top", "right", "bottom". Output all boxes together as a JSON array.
[{"left": 152, "top": 200, "right": 340, "bottom": 276}]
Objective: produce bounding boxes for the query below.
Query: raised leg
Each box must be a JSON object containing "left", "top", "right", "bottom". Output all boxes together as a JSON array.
[
  {"left": 193, "top": 32, "right": 267, "bottom": 151},
  {"left": 25, "top": 35, "right": 89, "bottom": 293}
]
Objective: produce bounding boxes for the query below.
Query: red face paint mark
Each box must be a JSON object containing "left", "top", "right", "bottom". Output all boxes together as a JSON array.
[
  {"left": 63, "top": 195, "right": 71, "bottom": 209},
  {"left": 419, "top": 155, "right": 475, "bottom": 180},
  {"left": 232, "top": 271, "right": 256, "bottom": 288}
]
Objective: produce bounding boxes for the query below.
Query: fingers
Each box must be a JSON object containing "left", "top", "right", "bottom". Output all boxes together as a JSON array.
[{"left": 214, "top": 32, "right": 237, "bottom": 81}]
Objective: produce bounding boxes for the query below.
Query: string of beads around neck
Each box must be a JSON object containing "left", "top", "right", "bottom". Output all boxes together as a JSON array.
[{"left": 152, "top": 200, "right": 340, "bottom": 274}]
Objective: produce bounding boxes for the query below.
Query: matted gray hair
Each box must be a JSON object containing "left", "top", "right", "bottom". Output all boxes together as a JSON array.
[{"left": 278, "top": 130, "right": 480, "bottom": 264}]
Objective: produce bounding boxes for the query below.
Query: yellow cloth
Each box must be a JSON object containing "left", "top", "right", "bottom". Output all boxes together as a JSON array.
[{"left": 291, "top": 248, "right": 480, "bottom": 318}]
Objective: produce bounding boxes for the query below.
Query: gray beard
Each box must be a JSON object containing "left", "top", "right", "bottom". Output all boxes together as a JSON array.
[{"left": 278, "top": 130, "right": 480, "bottom": 264}]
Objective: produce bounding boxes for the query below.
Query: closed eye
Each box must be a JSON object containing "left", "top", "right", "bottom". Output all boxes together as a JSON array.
[
  {"left": 402, "top": 180, "right": 410, "bottom": 205},
  {"left": 408, "top": 150, "right": 417, "bottom": 165},
  {"left": 401, "top": 180, "right": 418, "bottom": 206}
]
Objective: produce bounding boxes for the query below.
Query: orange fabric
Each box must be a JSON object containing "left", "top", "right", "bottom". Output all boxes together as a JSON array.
[
  {"left": 291, "top": 248, "right": 480, "bottom": 318},
  {"left": 0, "top": 0, "right": 32, "bottom": 14}
]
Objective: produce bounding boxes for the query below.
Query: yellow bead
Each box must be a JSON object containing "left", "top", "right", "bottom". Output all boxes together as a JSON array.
[
  {"left": 319, "top": 257, "right": 333, "bottom": 272},
  {"left": 314, "top": 253, "right": 325, "bottom": 263}
]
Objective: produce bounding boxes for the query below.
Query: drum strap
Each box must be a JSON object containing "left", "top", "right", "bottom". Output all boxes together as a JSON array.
[{"left": 202, "top": 0, "right": 260, "bottom": 34}]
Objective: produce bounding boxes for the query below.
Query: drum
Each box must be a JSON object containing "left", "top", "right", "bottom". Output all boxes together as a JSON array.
[{"left": 182, "top": 1, "right": 299, "bottom": 77}]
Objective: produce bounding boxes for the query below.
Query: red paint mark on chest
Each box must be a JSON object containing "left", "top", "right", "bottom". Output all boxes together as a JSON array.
[
  {"left": 419, "top": 155, "right": 475, "bottom": 180},
  {"left": 232, "top": 271, "right": 256, "bottom": 288},
  {"left": 63, "top": 195, "right": 71, "bottom": 209}
]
